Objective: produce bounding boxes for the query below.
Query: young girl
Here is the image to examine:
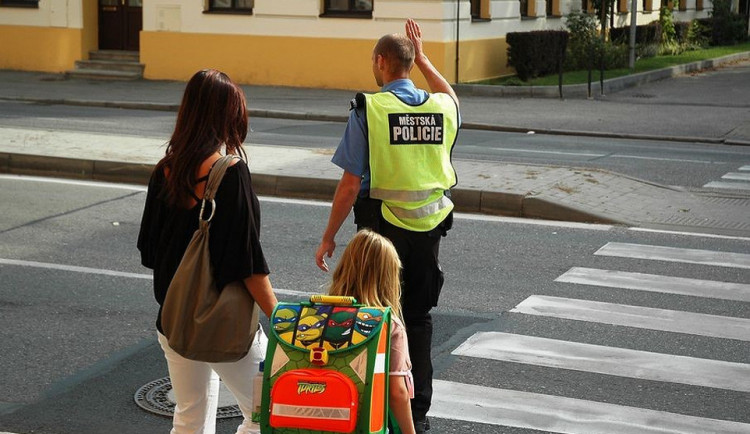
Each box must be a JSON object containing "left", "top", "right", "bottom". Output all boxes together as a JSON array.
[{"left": 327, "top": 229, "right": 416, "bottom": 434}]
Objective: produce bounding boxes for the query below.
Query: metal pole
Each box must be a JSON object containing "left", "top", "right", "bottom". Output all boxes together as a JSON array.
[
  {"left": 600, "top": 0, "right": 606, "bottom": 95},
  {"left": 629, "top": 0, "right": 638, "bottom": 69},
  {"left": 455, "top": 0, "right": 460, "bottom": 83}
]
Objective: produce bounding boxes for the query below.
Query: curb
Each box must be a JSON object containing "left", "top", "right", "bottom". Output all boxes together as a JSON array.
[{"left": 0, "top": 152, "right": 624, "bottom": 226}]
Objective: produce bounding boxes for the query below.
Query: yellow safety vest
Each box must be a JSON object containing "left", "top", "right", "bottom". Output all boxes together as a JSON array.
[{"left": 364, "top": 91, "right": 459, "bottom": 232}]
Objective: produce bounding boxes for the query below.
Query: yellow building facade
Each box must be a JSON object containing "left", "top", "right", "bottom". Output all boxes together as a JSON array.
[{"left": 0, "top": 0, "right": 713, "bottom": 90}]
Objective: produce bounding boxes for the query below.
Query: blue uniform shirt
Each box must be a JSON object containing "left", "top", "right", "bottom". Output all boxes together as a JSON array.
[{"left": 331, "top": 79, "right": 430, "bottom": 195}]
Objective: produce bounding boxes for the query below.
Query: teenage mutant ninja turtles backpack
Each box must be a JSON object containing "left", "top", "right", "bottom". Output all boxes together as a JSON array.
[{"left": 260, "top": 295, "right": 399, "bottom": 434}]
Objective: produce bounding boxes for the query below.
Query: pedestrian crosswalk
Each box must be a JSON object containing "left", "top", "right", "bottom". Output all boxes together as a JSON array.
[
  {"left": 431, "top": 240, "right": 750, "bottom": 433},
  {"left": 703, "top": 164, "right": 750, "bottom": 191}
]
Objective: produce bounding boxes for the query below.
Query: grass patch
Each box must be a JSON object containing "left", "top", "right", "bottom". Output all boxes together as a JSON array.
[{"left": 478, "top": 42, "right": 750, "bottom": 86}]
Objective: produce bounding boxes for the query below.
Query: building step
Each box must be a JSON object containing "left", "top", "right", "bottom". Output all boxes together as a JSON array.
[
  {"left": 89, "top": 50, "right": 140, "bottom": 62},
  {"left": 66, "top": 68, "right": 142, "bottom": 81},
  {"left": 74, "top": 60, "right": 145, "bottom": 74}
]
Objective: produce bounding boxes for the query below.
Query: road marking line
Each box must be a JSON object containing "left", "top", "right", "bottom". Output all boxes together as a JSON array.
[
  {"left": 629, "top": 227, "right": 750, "bottom": 242},
  {"left": 0, "top": 258, "right": 152, "bottom": 280},
  {"left": 0, "top": 174, "right": 147, "bottom": 191},
  {"left": 722, "top": 172, "right": 750, "bottom": 181},
  {"left": 511, "top": 295, "right": 750, "bottom": 341},
  {"left": 460, "top": 145, "right": 606, "bottom": 158},
  {"left": 430, "top": 380, "right": 750, "bottom": 434},
  {"left": 0, "top": 258, "right": 310, "bottom": 298},
  {"left": 739, "top": 165, "right": 750, "bottom": 171},
  {"left": 595, "top": 242, "right": 750, "bottom": 269},
  {"left": 454, "top": 212, "right": 613, "bottom": 230},
  {"left": 703, "top": 180, "right": 750, "bottom": 191},
  {"left": 555, "top": 267, "right": 750, "bottom": 302},
  {"left": 451, "top": 332, "right": 750, "bottom": 392},
  {"left": 610, "top": 154, "right": 712, "bottom": 164}
]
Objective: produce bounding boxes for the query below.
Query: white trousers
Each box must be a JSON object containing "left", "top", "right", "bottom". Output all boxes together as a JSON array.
[{"left": 157, "top": 327, "right": 267, "bottom": 434}]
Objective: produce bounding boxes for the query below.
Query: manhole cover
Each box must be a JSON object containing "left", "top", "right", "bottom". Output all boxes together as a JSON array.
[{"left": 134, "top": 377, "right": 242, "bottom": 419}]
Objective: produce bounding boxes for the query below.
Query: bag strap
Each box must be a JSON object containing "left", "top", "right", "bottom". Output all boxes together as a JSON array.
[{"left": 199, "top": 155, "right": 238, "bottom": 223}]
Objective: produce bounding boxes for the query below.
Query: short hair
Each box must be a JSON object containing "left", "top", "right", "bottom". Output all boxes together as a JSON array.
[
  {"left": 374, "top": 33, "right": 415, "bottom": 75},
  {"left": 328, "top": 229, "right": 404, "bottom": 320}
]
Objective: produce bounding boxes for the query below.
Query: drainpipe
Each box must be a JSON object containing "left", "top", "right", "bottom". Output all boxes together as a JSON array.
[{"left": 456, "top": 0, "right": 460, "bottom": 83}]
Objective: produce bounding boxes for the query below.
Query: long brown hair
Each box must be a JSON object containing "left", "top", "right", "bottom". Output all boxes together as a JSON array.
[
  {"left": 328, "top": 229, "right": 404, "bottom": 320},
  {"left": 156, "top": 69, "right": 248, "bottom": 207}
]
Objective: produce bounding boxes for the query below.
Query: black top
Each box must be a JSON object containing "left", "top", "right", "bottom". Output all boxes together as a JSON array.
[{"left": 137, "top": 160, "right": 270, "bottom": 333}]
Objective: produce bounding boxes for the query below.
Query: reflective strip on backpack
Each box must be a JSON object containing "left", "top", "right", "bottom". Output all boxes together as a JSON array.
[{"left": 271, "top": 403, "right": 351, "bottom": 421}]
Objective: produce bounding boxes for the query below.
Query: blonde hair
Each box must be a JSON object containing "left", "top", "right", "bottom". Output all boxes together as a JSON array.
[{"left": 328, "top": 229, "right": 403, "bottom": 320}]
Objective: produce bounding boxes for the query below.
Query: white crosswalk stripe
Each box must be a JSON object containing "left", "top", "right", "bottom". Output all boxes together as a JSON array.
[
  {"left": 595, "top": 242, "right": 750, "bottom": 268},
  {"left": 703, "top": 165, "right": 750, "bottom": 190},
  {"left": 438, "top": 241, "right": 750, "bottom": 432},
  {"left": 511, "top": 295, "right": 750, "bottom": 341},
  {"left": 703, "top": 180, "right": 750, "bottom": 190},
  {"left": 452, "top": 331, "right": 750, "bottom": 392},
  {"left": 556, "top": 267, "right": 750, "bottom": 301},
  {"left": 722, "top": 172, "right": 750, "bottom": 181},
  {"left": 430, "top": 380, "right": 750, "bottom": 434}
]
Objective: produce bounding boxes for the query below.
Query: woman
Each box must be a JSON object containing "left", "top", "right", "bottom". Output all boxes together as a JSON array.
[{"left": 138, "top": 69, "right": 277, "bottom": 434}]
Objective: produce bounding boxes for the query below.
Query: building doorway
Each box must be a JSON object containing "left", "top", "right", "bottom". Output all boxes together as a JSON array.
[{"left": 98, "top": 0, "right": 142, "bottom": 51}]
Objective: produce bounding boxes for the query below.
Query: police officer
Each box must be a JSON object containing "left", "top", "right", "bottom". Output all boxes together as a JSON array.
[{"left": 315, "top": 18, "right": 459, "bottom": 433}]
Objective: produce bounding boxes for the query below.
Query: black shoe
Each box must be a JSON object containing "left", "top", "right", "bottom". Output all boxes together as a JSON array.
[{"left": 414, "top": 416, "right": 430, "bottom": 433}]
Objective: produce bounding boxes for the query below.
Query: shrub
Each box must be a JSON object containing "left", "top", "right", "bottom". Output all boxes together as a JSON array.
[
  {"left": 603, "top": 42, "right": 629, "bottom": 69},
  {"left": 506, "top": 30, "right": 569, "bottom": 80},
  {"left": 564, "top": 11, "right": 599, "bottom": 71},
  {"left": 685, "top": 19, "right": 710, "bottom": 49},
  {"left": 710, "top": 0, "right": 749, "bottom": 45},
  {"left": 609, "top": 22, "right": 662, "bottom": 46}
]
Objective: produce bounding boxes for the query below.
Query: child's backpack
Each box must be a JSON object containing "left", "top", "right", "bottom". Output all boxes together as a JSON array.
[{"left": 260, "top": 295, "right": 398, "bottom": 433}]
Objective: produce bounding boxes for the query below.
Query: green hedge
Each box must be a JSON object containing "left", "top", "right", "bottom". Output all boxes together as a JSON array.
[
  {"left": 609, "top": 22, "right": 662, "bottom": 45},
  {"left": 507, "top": 30, "right": 569, "bottom": 81}
]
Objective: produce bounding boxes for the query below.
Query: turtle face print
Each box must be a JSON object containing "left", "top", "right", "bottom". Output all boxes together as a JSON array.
[
  {"left": 294, "top": 306, "right": 331, "bottom": 347},
  {"left": 273, "top": 306, "right": 300, "bottom": 344},
  {"left": 322, "top": 307, "right": 358, "bottom": 350},
  {"left": 352, "top": 308, "right": 384, "bottom": 344}
]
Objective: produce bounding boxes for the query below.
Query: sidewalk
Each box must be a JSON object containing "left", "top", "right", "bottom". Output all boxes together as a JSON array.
[{"left": 1, "top": 53, "right": 749, "bottom": 237}]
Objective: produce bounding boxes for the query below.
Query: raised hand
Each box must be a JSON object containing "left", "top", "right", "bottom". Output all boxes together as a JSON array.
[{"left": 405, "top": 18, "right": 424, "bottom": 60}]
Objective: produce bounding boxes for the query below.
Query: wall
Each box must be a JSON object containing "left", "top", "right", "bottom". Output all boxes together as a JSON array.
[{"left": 0, "top": 0, "right": 96, "bottom": 72}]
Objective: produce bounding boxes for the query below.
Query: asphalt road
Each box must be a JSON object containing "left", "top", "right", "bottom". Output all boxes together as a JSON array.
[
  {"left": 2, "top": 101, "right": 750, "bottom": 192},
  {"left": 1, "top": 175, "right": 748, "bottom": 433}
]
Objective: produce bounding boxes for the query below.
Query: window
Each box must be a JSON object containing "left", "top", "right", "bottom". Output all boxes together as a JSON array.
[
  {"left": 207, "top": 0, "right": 253, "bottom": 14},
  {"left": 471, "top": 0, "right": 491, "bottom": 20},
  {"left": 643, "top": 0, "right": 653, "bottom": 11},
  {"left": 678, "top": 0, "right": 686, "bottom": 10},
  {"left": 0, "top": 0, "right": 39, "bottom": 7},
  {"left": 581, "top": 0, "right": 595, "bottom": 13},
  {"left": 618, "top": 0, "right": 628, "bottom": 12},
  {"left": 696, "top": 0, "right": 703, "bottom": 10},
  {"left": 324, "top": 0, "right": 373, "bottom": 16},
  {"left": 547, "top": 0, "right": 561, "bottom": 16}
]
